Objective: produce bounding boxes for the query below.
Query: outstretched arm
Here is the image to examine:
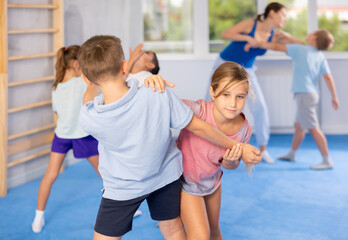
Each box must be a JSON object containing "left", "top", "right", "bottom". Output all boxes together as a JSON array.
[
  {"left": 323, "top": 73, "right": 339, "bottom": 110},
  {"left": 221, "top": 19, "right": 258, "bottom": 45},
  {"left": 185, "top": 115, "right": 261, "bottom": 165},
  {"left": 273, "top": 30, "right": 304, "bottom": 44},
  {"left": 245, "top": 41, "right": 287, "bottom": 53}
]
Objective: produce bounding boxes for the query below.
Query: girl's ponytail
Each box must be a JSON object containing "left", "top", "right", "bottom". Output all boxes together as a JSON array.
[
  {"left": 53, "top": 45, "right": 80, "bottom": 90},
  {"left": 53, "top": 47, "right": 66, "bottom": 90}
]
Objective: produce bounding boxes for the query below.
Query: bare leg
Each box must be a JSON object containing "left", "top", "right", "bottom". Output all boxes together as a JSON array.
[
  {"left": 291, "top": 123, "right": 306, "bottom": 151},
  {"left": 181, "top": 190, "right": 210, "bottom": 240},
  {"left": 93, "top": 231, "right": 122, "bottom": 240},
  {"left": 204, "top": 186, "right": 222, "bottom": 240},
  {"left": 87, "top": 154, "right": 101, "bottom": 177},
  {"left": 32, "top": 152, "right": 66, "bottom": 233},
  {"left": 37, "top": 152, "right": 66, "bottom": 210},
  {"left": 308, "top": 127, "right": 329, "bottom": 156},
  {"left": 158, "top": 217, "right": 186, "bottom": 240}
]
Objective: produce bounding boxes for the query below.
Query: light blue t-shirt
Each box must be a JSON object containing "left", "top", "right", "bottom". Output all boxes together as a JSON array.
[
  {"left": 286, "top": 44, "right": 331, "bottom": 93},
  {"left": 79, "top": 79, "right": 193, "bottom": 201},
  {"left": 52, "top": 77, "right": 88, "bottom": 139}
]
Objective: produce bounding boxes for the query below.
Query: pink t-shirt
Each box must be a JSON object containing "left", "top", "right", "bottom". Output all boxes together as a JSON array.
[{"left": 176, "top": 99, "right": 252, "bottom": 196}]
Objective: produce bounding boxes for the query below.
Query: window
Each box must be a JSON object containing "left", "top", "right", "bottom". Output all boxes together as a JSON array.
[
  {"left": 209, "top": 0, "right": 257, "bottom": 53},
  {"left": 317, "top": 0, "right": 348, "bottom": 51},
  {"left": 270, "top": 0, "right": 308, "bottom": 43},
  {"left": 143, "top": 0, "right": 193, "bottom": 53},
  {"left": 141, "top": 0, "right": 348, "bottom": 55}
]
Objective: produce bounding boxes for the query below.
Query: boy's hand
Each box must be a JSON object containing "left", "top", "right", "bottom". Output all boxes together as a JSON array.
[
  {"left": 332, "top": 97, "right": 339, "bottom": 110},
  {"left": 144, "top": 75, "right": 175, "bottom": 93},
  {"left": 240, "top": 143, "right": 261, "bottom": 165}
]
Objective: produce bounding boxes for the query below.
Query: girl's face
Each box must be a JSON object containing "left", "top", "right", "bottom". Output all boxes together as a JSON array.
[
  {"left": 271, "top": 8, "right": 287, "bottom": 28},
  {"left": 210, "top": 79, "right": 248, "bottom": 121}
]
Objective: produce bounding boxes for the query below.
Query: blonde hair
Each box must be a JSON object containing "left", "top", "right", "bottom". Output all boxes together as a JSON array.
[
  {"left": 314, "top": 29, "right": 334, "bottom": 50},
  {"left": 53, "top": 45, "right": 80, "bottom": 90},
  {"left": 77, "top": 35, "right": 124, "bottom": 85},
  {"left": 210, "top": 62, "right": 250, "bottom": 98}
]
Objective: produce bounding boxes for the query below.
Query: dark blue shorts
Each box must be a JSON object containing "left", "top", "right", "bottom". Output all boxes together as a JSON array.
[
  {"left": 51, "top": 134, "right": 98, "bottom": 158},
  {"left": 94, "top": 178, "right": 181, "bottom": 237}
]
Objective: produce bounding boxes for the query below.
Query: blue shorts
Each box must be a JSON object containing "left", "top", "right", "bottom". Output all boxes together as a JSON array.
[
  {"left": 94, "top": 178, "right": 181, "bottom": 237},
  {"left": 51, "top": 134, "right": 98, "bottom": 158}
]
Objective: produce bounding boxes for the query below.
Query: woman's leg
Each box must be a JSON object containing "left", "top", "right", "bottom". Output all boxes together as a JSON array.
[
  {"left": 180, "top": 190, "right": 210, "bottom": 240},
  {"left": 204, "top": 186, "right": 222, "bottom": 240},
  {"left": 246, "top": 68, "right": 273, "bottom": 163}
]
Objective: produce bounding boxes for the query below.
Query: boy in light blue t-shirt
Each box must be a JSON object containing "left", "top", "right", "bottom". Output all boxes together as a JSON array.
[
  {"left": 246, "top": 29, "right": 340, "bottom": 170},
  {"left": 77, "top": 35, "right": 261, "bottom": 240}
]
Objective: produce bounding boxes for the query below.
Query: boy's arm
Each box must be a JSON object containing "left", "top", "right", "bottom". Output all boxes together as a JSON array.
[
  {"left": 185, "top": 115, "right": 261, "bottom": 165},
  {"left": 323, "top": 73, "right": 340, "bottom": 110},
  {"left": 83, "top": 84, "right": 99, "bottom": 104}
]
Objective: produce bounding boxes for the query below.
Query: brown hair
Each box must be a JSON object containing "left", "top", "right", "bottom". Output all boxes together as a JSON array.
[
  {"left": 53, "top": 45, "right": 80, "bottom": 90},
  {"left": 314, "top": 29, "right": 334, "bottom": 50},
  {"left": 149, "top": 51, "right": 160, "bottom": 74},
  {"left": 77, "top": 35, "right": 124, "bottom": 85},
  {"left": 257, "top": 2, "right": 285, "bottom": 21},
  {"left": 210, "top": 62, "right": 250, "bottom": 98}
]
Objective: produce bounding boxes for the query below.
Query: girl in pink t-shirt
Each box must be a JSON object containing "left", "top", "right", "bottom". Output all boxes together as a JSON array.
[{"left": 177, "top": 62, "right": 252, "bottom": 239}]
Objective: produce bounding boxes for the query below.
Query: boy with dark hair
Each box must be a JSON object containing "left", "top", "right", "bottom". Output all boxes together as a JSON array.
[
  {"left": 78, "top": 35, "right": 261, "bottom": 239},
  {"left": 126, "top": 45, "right": 160, "bottom": 87},
  {"left": 246, "top": 29, "right": 339, "bottom": 170}
]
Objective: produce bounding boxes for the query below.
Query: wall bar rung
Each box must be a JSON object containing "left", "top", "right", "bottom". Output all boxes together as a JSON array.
[
  {"left": 8, "top": 76, "right": 54, "bottom": 87},
  {"left": 8, "top": 52, "right": 55, "bottom": 61},
  {"left": 7, "top": 4, "right": 58, "bottom": 9},
  {"left": 8, "top": 28, "right": 59, "bottom": 34},
  {"left": 7, "top": 148, "right": 51, "bottom": 168},
  {"left": 8, "top": 100, "right": 51, "bottom": 114},
  {"left": 8, "top": 123, "right": 55, "bottom": 141},
  {"left": 8, "top": 132, "right": 53, "bottom": 156}
]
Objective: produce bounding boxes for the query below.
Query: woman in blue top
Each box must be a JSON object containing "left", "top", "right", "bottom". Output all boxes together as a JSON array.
[{"left": 207, "top": 2, "right": 288, "bottom": 164}]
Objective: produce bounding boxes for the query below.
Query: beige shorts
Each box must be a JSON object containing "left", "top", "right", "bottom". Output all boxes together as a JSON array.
[{"left": 295, "top": 92, "right": 319, "bottom": 130}]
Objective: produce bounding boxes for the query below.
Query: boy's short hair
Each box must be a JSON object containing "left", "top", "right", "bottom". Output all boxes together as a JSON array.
[
  {"left": 314, "top": 29, "right": 334, "bottom": 50},
  {"left": 149, "top": 51, "right": 160, "bottom": 74},
  {"left": 78, "top": 35, "right": 124, "bottom": 84}
]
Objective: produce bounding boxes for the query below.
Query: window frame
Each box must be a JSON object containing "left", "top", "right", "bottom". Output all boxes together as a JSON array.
[{"left": 144, "top": 0, "right": 348, "bottom": 60}]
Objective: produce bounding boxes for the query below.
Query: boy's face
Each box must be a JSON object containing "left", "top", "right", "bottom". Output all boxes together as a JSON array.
[
  {"left": 305, "top": 33, "right": 316, "bottom": 44},
  {"left": 135, "top": 51, "right": 155, "bottom": 71}
]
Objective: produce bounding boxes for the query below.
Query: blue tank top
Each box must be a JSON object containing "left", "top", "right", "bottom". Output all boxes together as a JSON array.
[{"left": 220, "top": 19, "right": 274, "bottom": 68}]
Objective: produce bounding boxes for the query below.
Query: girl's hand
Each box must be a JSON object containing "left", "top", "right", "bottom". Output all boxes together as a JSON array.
[
  {"left": 144, "top": 75, "right": 175, "bottom": 93},
  {"left": 223, "top": 144, "right": 242, "bottom": 162}
]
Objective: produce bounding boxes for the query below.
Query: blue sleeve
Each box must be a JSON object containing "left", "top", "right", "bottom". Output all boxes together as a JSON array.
[
  {"left": 286, "top": 44, "right": 301, "bottom": 59},
  {"left": 320, "top": 58, "right": 331, "bottom": 75},
  {"left": 165, "top": 88, "right": 193, "bottom": 130}
]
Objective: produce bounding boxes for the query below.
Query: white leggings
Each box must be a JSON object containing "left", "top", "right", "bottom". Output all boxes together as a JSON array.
[{"left": 205, "top": 56, "right": 270, "bottom": 146}]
